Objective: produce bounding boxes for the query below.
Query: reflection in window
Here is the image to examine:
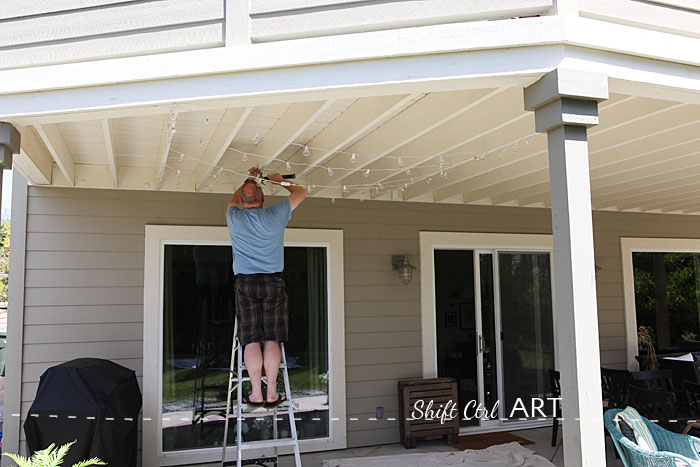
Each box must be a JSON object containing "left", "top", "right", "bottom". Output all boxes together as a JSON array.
[
  {"left": 162, "top": 245, "right": 329, "bottom": 452},
  {"left": 499, "top": 252, "right": 554, "bottom": 419},
  {"left": 633, "top": 252, "right": 700, "bottom": 353}
]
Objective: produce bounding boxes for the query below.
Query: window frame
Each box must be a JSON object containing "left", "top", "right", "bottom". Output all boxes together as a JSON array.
[
  {"left": 143, "top": 225, "right": 346, "bottom": 466},
  {"left": 621, "top": 237, "right": 700, "bottom": 371}
]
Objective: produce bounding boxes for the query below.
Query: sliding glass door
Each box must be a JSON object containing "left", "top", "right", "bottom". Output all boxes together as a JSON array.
[{"left": 434, "top": 248, "right": 555, "bottom": 428}]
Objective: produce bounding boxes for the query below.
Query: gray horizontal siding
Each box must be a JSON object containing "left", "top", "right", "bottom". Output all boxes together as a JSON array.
[
  {"left": 0, "top": 0, "right": 225, "bottom": 70},
  {"left": 18, "top": 185, "right": 700, "bottom": 452},
  {"left": 581, "top": 0, "right": 700, "bottom": 39},
  {"left": 250, "top": 0, "right": 554, "bottom": 43}
]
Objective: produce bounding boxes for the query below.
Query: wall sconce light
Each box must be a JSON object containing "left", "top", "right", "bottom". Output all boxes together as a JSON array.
[{"left": 392, "top": 255, "right": 417, "bottom": 284}]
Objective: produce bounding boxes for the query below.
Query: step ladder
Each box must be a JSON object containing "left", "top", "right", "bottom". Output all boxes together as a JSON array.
[{"left": 220, "top": 321, "right": 302, "bottom": 467}]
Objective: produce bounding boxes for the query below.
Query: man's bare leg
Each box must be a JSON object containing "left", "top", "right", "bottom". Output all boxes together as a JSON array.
[
  {"left": 244, "top": 342, "right": 264, "bottom": 403},
  {"left": 263, "top": 340, "right": 281, "bottom": 402}
]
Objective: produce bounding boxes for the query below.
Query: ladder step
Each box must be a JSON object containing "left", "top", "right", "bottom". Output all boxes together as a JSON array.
[
  {"left": 240, "top": 363, "right": 287, "bottom": 370},
  {"left": 240, "top": 438, "right": 297, "bottom": 450}
]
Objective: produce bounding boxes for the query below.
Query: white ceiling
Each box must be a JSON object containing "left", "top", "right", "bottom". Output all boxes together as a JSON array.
[{"left": 13, "top": 86, "right": 700, "bottom": 214}]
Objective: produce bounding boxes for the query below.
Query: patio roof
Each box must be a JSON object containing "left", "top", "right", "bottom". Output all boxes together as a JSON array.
[{"left": 9, "top": 86, "right": 700, "bottom": 214}]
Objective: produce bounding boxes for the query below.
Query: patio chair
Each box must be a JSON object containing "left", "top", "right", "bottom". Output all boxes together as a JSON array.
[
  {"left": 682, "top": 380, "right": 700, "bottom": 436},
  {"left": 604, "top": 408, "right": 700, "bottom": 467},
  {"left": 630, "top": 369, "right": 675, "bottom": 392},
  {"left": 548, "top": 369, "right": 561, "bottom": 447},
  {"left": 602, "top": 367, "right": 631, "bottom": 409},
  {"left": 628, "top": 384, "right": 678, "bottom": 430}
]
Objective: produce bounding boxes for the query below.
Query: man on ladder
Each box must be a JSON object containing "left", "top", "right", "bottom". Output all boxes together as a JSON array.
[{"left": 224, "top": 167, "right": 307, "bottom": 466}]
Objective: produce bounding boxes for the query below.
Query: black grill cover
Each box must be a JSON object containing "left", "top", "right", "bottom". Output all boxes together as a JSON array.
[{"left": 24, "top": 358, "right": 142, "bottom": 466}]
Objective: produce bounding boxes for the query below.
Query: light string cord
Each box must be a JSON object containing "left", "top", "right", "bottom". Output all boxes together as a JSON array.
[{"left": 165, "top": 103, "right": 538, "bottom": 196}]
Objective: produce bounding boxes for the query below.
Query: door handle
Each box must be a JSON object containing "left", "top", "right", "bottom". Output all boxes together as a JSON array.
[{"left": 478, "top": 334, "right": 485, "bottom": 354}]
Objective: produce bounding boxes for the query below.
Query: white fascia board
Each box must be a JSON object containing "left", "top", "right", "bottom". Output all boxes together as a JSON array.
[{"left": 0, "top": 46, "right": 562, "bottom": 123}]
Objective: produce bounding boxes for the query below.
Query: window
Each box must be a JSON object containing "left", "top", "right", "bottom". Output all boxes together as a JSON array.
[
  {"left": 143, "top": 226, "right": 346, "bottom": 466},
  {"left": 622, "top": 238, "right": 700, "bottom": 369}
]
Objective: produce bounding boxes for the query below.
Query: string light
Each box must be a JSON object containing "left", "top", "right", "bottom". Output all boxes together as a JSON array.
[
  {"left": 176, "top": 169, "right": 181, "bottom": 177},
  {"left": 426, "top": 177, "right": 432, "bottom": 184},
  {"left": 342, "top": 185, "right": 348, "bottom": 195},
  {"left": 360, "top": 192, "right": 365, "bottom": 202},
  {"left": 160, "top": 104, "right": 538, "bottom": 194},
  {"left": 331, "top": 197, "right": 336, "bottom": 205}
]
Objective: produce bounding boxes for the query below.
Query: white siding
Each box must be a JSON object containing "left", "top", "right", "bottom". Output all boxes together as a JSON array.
[
  {"left": 16, "top": 185, "right": 700, "bottom": 452},
  {"left": 0, "top": 0, "right": 225, "bottom": 70},
  {"left": 580, "top": 0, "right": 700, "bottom": 38},
  {"left": 250, "top": 0, "right": 554, "bottom": 42}
]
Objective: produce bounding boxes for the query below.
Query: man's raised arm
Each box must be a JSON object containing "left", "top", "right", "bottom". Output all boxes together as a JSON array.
[{"left": 267, "top": 173, "right": 307, "bottom": 211}]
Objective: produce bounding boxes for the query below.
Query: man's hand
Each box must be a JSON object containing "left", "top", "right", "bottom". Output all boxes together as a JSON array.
[
  {"left": 249, "top": 167, "right": 262, "bottom": 179},
  {"left": 267, "top": 173, "right": 284, "bottom": 183}
]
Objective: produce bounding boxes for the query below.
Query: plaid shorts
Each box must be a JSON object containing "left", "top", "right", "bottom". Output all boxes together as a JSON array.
[{"left": 234, "top": 273, "right": 289, "bottom": 346}]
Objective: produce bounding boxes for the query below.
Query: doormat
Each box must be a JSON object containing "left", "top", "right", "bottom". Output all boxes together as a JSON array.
[{"left": 450, "top": 432, "right": 534, "bottom": 450}]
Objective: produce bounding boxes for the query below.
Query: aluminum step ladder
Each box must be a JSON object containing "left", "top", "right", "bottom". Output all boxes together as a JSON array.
[{"left": 221, "top": 321, "right": 302, "bottom": 467}]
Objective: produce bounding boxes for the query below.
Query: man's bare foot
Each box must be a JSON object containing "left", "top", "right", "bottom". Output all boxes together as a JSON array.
[{"left": 246, "top": 391, "right": 264, "bottom": 404}]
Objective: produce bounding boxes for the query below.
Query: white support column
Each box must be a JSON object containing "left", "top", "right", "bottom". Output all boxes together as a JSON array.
[{"left": 524, "top": 69, "right": 608, "bottom": 467}]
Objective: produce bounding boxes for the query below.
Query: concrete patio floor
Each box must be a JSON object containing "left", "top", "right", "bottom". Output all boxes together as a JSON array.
[{"left": 275, "top": 427, "right": 625, "bottom": 467}]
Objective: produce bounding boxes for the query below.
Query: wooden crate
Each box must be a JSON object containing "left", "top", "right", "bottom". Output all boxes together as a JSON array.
[{"left": 397, "top": 377, "right": 459, "bottom": 448}]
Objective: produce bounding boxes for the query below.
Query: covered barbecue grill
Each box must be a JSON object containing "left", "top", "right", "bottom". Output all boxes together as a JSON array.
[{"left": 24, "top": 358, "right": 142, "bottom": 466}]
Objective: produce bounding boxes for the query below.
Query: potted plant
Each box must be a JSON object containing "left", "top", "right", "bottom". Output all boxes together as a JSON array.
[
  {"left": 638, "top": 325, "right": 658, "bottom": 371},
  {"left": 3, "top": 440, "right": 106, "bottom": 467}
]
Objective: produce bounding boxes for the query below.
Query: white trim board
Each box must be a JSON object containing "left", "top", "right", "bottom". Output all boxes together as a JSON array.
[
  {"left": 142, "top": 226, "right": 346, "bottom": 466},
  {"left": 620, "top": 237, "right": 700, "bottom": 371},
  {"left": 2, "top": 171, "right": 29, "bottom": 465}
]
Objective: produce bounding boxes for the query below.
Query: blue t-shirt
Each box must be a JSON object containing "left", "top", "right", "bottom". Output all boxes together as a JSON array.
[{"left": 226, "top": 198, "right": 292, "bottom": 275}]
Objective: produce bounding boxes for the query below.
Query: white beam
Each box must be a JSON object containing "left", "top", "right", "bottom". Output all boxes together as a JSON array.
[
  {"left": 253, "top": 100, "right": 333, "bottom": 170},
  {"left": 101, "top": 119, "right": 119, "bottom": 188},
  {"left": 308, "top": 88, "right": 502, "bottom": 196},
  {"left": 195, "top": 107, "right": 253, "bottom": 191},
  {"left": 34, "top": 123, "right": 74, "bottom": 186},
  {"left": 14, "top": 126, "right": 51, "bottom": 185},
  {"left": 280, "top": 94, "right": 418, "bottom": 178},
  {"left": 155, "top": 113, "right": 177, "bottom": 191}
]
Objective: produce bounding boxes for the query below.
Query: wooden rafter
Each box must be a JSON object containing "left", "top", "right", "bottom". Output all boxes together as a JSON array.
[
  {"left": 34, "top": 123, "right": 74, "bottom": 185},
  {"left": 101, "top": 119, "right": 119, "bottom": 188},
  {"left": 275, "top": 94, "right": 419, "bottom": 179},
  {"left": 14, "top": 126, "right": 52, "bottom": 185},
  {"left": 308, "top": 88, "right": 501, "bottom": 197},
  {"left": 195, "top": 107, "right": 253, "bottom": 191}
]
